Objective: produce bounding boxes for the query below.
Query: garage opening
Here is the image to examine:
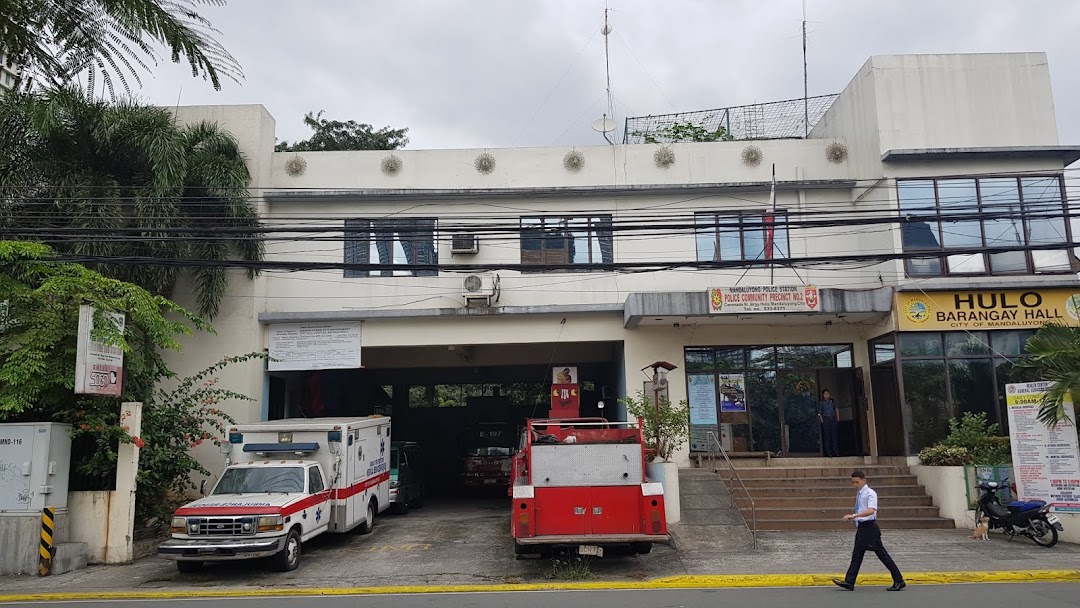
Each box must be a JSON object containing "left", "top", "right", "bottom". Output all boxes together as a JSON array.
[{"left": 267, "top": 341, "right": 624, "bottom": 498}]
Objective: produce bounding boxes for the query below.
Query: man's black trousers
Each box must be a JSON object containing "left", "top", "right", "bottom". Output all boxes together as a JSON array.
[{"left": 844, "top": 521, "right": 903, "bottom": 585}]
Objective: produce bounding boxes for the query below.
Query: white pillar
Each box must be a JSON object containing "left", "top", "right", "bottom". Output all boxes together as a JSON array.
[{"left": 105, "top": 402, "right": 141, "bottom": 564}]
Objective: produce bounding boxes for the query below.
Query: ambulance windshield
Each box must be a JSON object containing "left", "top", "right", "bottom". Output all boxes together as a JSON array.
[{"left": 214, "top": 466, "right": 306, "bottom": 494}]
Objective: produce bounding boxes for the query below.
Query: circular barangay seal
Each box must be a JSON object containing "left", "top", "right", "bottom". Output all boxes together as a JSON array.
[
  {"left": 904, "top": 298, "right": 930, "bottom": 324},
  {"left": 1065, "top": 294, "right": 1080, "bottom": 321}
]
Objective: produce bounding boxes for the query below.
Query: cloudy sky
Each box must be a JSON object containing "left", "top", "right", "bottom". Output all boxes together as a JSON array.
[{"left": 132, "top": 0, "right": 1080, "bottom": 150}]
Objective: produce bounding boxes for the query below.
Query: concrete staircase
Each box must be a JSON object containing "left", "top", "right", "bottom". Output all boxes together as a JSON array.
[
  {"left": 723, "top": 459, "right": 954, "bottom": 531},
  {"left": 671, "top": 468, "right": 755, "bottom": 552}
]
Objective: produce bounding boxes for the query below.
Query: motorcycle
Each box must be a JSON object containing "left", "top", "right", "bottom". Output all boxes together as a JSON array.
[{"left": 975, "top": 479, "right": 1063, "bottom": 548}]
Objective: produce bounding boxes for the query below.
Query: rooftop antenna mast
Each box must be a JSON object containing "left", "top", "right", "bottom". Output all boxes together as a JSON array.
[
  {"left": 802, "top": 0, "right": 809, "bottom": 136},
  {"left": 592, "top": 5, "right": 617, "bottom": 145}
]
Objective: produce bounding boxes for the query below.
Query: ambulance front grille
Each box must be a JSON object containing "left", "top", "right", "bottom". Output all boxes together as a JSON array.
[{"left": 187, "top": 517, "right": 256, "bottom": 536}]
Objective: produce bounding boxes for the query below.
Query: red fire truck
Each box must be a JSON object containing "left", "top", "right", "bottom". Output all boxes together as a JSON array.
[{"left": 510, "top": 417, "right": 668, "bottom": 558}]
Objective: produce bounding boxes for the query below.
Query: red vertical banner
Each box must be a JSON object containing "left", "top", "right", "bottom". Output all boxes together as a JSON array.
[{"left": 550, "top": 384, "right": 580, "bottom": 419}]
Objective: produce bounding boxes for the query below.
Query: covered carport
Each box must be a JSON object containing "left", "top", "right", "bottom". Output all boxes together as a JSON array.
[{"left": 266, "top": 341, "right": 624, "bottom": 496}]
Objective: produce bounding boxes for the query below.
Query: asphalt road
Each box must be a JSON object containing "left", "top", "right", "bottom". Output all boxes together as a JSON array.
[{"left": 3, "top": 584, "right": 1079, "bottom": 608}]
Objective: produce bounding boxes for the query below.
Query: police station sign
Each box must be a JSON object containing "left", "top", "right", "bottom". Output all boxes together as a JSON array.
[
  {"left": 896, "top": 289, "right": 1080, "bottom": 332},
  {"left": 708, "top": 285, "right": 820, "bottom": 314}
]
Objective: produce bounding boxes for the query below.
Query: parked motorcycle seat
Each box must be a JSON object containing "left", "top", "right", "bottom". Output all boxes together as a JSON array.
[{"left": 1006, "top": 500, "right": 1046, "bottom": 512}]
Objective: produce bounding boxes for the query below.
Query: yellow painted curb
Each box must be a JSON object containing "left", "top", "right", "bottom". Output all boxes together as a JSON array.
[{"left": 0, "top": 570, "right": 1077, "bottom": 602}]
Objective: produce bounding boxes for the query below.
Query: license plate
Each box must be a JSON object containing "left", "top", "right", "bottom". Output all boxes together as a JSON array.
[
  {"left": 484, "top": 479, "right": 498, "bottom": 484},
  {"left": 1047, "top": 514, "right": 1061, "bottom": 525},
  {"left": 578, "top": 545, "right": 603, "bottom": 557}
]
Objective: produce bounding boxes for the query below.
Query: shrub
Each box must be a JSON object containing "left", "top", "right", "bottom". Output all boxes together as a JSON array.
[
  {"left": 940, "top": 412, "right": 1012, "bottom": 465},
  {"left": 620, "top": 390, "right": 689, "bottom": 462},
  {"left": 917, "top": 445, "right": 973, "bottom": 466}
]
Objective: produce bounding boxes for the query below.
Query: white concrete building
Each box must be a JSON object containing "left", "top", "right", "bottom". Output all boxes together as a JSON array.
[
  {"left": 165, "top": 53, "right": 1080, "bottom": 490},
  {"left": 0, "top": 49, "right": 21, "bottom": 93}
]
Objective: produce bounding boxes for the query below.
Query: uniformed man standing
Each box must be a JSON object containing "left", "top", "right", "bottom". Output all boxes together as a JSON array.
[{"left": 833, "top": 470, "right": 906, "bottom": 592}]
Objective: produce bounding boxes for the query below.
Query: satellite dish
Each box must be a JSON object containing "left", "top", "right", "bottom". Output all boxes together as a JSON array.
[{"left": 591, "top": 117, "right": 616, "bottom": 133}]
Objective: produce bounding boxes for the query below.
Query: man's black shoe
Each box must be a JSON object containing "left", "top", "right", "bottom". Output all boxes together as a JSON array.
[
  {"left": 833, "top": 579, "right": 854, "bottom": 591},
  {"left": 886, "top": 581, "right": 906, "bottom": 591}
]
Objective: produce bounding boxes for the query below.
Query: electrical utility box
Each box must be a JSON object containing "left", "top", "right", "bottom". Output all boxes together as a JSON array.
[{"left": 0, "top": 423, "right": 72, "bottom": 512}]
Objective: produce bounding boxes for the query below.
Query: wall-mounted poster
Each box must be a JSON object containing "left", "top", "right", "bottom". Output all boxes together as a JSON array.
[
  {"left": 718, "top": 373, "right": 747, "bottom": 413},
  {"left": 553, "top": 366, "right": 578, "bottom": 385},
  {"left": 688, "top": 374, "right": 718, "bottom": 425}
]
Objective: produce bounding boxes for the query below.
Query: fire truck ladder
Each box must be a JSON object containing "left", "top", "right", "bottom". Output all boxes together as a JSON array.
[{"left": 707, "top": 431, "right": 757, "bottom": 549}]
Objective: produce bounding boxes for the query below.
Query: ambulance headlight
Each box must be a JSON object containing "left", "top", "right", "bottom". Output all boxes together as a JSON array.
[
  {"left": 171, "top": 517, "right": 186, "bottom": 535},
  {"left": 257, "top": 515, "right": 284, "bottom": 533}
]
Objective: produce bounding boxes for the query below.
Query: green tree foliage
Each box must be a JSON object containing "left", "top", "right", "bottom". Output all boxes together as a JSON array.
[
  {"left": 621, "top": 390, "right": 690, "bottom": 462},
  {"left": 635, "top": 121, "right": 734, "bottom": 144},
  {"left": 275, "top": 110, "right": 409, "bottom": 152},
  {"left": 0, "top": 0, "right": 241, "bottom": 97},
  {"left": 0, "top": 240, "right": 202, "bottom": 415},
  {"left": 1017, "top": 323, "right": 1080, "bottom": 426},
  {"left": 0, "top": 87, "right": 262, "bottom": 319},
  {"left": 0, "top": 241, "right": 260, "bottom": 521}
]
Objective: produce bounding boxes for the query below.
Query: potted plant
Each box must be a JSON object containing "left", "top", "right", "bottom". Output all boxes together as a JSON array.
[{"left": 621, "top": 390, "right": 690, "bottom": 524}]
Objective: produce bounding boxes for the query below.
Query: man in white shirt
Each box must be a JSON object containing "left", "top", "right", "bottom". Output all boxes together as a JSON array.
[{"left": 833, "top": 470, "right": 905, "bottom": 591}]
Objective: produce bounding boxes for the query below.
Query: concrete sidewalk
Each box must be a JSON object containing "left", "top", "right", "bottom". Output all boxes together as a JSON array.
[{"left": 1, "top": 504, "right": 1079, "bottom": 596}]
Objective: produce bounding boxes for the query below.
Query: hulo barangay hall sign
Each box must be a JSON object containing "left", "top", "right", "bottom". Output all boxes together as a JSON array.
[{"left": 896, "top": 288, "right": 1080, "bottom": 332}]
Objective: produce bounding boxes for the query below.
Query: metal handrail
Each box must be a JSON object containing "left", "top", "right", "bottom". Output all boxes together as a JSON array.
[{"left": 706, "top": 431, "right": 757, "bottom": 549}]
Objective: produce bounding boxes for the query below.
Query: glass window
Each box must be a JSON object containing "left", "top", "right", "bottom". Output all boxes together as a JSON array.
[
  {"left": 898, "top": 175, "right": 1071, "bottom": 278},
  {"left": 872, "top": 337, "right": 896, "bottom": 364},
  {"left": 696, "top": 212, "right": 790, "bottom": 262},
  {"left": 520, "top": 216, "right": 613, "bottom": 270},
  {"left": 945, "top": 332, "right": 989, "bottom": 357},
  {"left": 899, "top": 333, "right": 943, "bottom": 357},
  {"left": 214, "top": 467, "right": 305, "bottom": 494},
  {"left": 980, "top": 178, "right": 1027, "bottom": 273},
  {"left": 990, "top": 330, "right": 1036, "bottom": 357},
  {"left": 834, "top": 349, "right": 853, "bottom": 368},
  {"left": 902, "top": 360, "right": 950, "bottom": 452},
  {"left": 344, "top": 218, "right": 438, "bottom": 277},
  {"left": 748, "top": 347, "right": 776, "bottom": 368},
  {"left": 948, "top": 358, "right": 997, "bottom": 423},
  {"left": 938, "top": 179, "right": 983, "bottom": 251},
  {"left": 685, "top": 348, "right": 716, "bottom": 373},
  {"left": 714, "top": 348, "right": 745, "bottom": 370},
  {"left": 1022, "top": 178, "right": 1071, "bottom": 272},
  {"left": 778, "top": 345, "right": 834, "bottom": 368},
  {"left": 747, "top": 371, "right": 780, "bottom": 453},
  {"left": 308, "top": 467, "right": 325, "bottom": 493}
]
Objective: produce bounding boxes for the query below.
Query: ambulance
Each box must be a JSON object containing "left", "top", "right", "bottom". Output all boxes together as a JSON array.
[{"left": 159, "top": 417, "right": 391, "bottom": 572}]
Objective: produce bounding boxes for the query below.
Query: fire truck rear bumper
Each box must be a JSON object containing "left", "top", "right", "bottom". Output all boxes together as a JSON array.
[
  {"left": 158, "top": 536, "right": 286, "bottom": 561},
  {"left": 516, "top": 534, "right": 670, "bottom": 546}
]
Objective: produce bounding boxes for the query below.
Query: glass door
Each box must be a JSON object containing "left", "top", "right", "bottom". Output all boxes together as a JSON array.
[{"left": 779, "top": 371, "right": 821, "bottom": 455}]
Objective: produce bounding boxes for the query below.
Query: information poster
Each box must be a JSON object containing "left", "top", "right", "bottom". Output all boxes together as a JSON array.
[
  {"left": 268, "top": 322, "right": 362, "bottom": 371},
  {"left": 1006, "top": 381, "right": 1080, "bottom": 512},
  {"left": 688, "top": 374, "right": 718, "bottom": 452},
  {"left": 718, "top": 373, "right": 747, "bottom": 413},
  {"left": 75, "top": 305, "right": 126, "bottom": 396}
]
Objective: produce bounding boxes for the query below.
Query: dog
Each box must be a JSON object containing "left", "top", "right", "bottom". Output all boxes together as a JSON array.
[{"left": 971, "top": 516, "right": 990, "bottom": 540}]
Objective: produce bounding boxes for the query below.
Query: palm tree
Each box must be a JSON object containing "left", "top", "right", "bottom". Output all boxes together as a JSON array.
[
  {"left": 1017, "top": 323, "right": 1080, "bottom": 425},
  {"left": 0, "top": 86, "right": 262, "bottom": 318},
  {"left": 0, "top": 0, "right": 240, "bottom": 96}
]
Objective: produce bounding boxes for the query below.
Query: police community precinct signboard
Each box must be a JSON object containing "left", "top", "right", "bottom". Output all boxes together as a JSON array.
[
  {"left": 896, "top": 288, "right": 1080, "bottom": 331},
  {"left": 708, "top": 285, "right": 820, "bottom": 314},
  {"left": 268, "top": 322, "right": 362, "bottom": 371}
]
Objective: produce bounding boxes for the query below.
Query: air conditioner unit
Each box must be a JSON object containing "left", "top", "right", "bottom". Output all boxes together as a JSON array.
[
  {"left": 451, "top": 234, "right": 479, "bottom": 255},
  {"left": 462, "top": 272, "right": 499, "bottom": 304}
]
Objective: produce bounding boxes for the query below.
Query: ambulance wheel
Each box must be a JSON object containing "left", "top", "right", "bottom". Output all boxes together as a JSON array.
[
  {"left": 273, "top": 529, "right": 301, "bottom": 572},
  {"left": 176, "top": 560, "right": 203, "bottom": 573},
  {"left": 360, "top": 500, "right": 376, "bottom": 535},
  {"left": 634, "top": 542, "right": 653, "bottom": 555}
]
